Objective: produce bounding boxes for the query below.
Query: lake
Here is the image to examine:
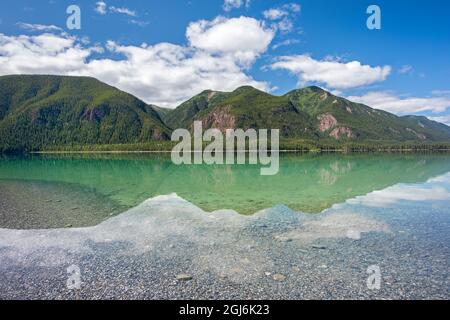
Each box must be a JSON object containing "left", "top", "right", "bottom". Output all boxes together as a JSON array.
[{"left": 0, "top": 153, "right": 449, "bottom": 299}]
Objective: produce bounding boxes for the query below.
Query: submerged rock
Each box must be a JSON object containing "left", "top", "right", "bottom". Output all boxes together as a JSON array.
[
  {"left": 273, "top": 235, "right": 293, "bottom": 242},
  {"left": 272, "top": 274, "right": 286, "bottom": 282},
  {"left": 176, "top": 274, "right": 193, "bottom": 281}
]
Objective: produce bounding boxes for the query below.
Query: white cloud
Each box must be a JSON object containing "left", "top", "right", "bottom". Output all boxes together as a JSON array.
[
  {"left": 399, "top": 64, "right": 413, "bottom": 74},
  {"left": 78, "top": 41, "right": 269, "bottom": 107},
  {"left": 429, "top": 115, "right": 450, "bottom": 126},
  {"left": 16, "top": 23, "right": 62, "bottom": 32},
  {"left": 263, "top": 8, "right": 288, "bottom": 20},
  {"left": 95, "top": 2, "right": 136, "bottom": 17},
  {"left": 95, "top": 1, "right": 107, "bottom": 15},
  {"left": 432, "top": 90, "right": 450, "bottom": 95},
  {"left": 347, "top": 185, "right": 450, "bottom": 208},
  {"left": 263, "top": 3, "right": 300, "bottom": 20},
  {"left": 284, "top": 3, "right": 301, "bottom": 12},
  {"left": 110, "top": 6, "right": 136, "bottom": 17},
  {"left": 347, "top": 172, "right": 450, "bottom": 208},
  {"left": 276, "top": 18, "right": 294, "bottom": 33},
  {"left": 130, "top": 19, "right": 149, "bottom": 27},
  {"left": 272, "top": 38, "right": 300, "bottom": 50},
  {"left": 186, "top": 16, "right": 274, "bottom": 67},
  {"left": 270, "top": 54, "right": 391, "bottom": 89},
  {"left": 0, "top": 16, "right": 272, "bottom": 108},
  {"left": 223, "top": 0, "right": 250, "bottom": 12},
  {"left": 347, "top": 91, "right": 450, "bottom": 114},
  {"left": 262, "top": 3, "right": 301, "bottom": 34},
  {"left": 0, "top": 33, "right": 93, "bottom": 75}
]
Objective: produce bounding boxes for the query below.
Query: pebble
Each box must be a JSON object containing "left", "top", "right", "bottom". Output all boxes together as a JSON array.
[
  {"left": 176, "top": 274, "right": 193, "bottom": 281},
  {"left": 272, "top": 274, "right": 286, "bottom": 282},
  {"left": 311, "top": 245, "right": 327, "bottom": 250},
  {"left": 274, "top": 235, "right": 293, "bottom": 242}
]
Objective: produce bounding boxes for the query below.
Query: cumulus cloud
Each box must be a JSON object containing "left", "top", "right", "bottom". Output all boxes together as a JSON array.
[
  {"left": 270, "top": 55, "right": 391, "bottom": 89},
  {"left": 95, "top": 1, "right": 107, "bottom": 15},
  {"left": 263, "top": 3, "right": 300, "bottom": 20},
  {"left": 223, "top": 0, "right": 251, "bottom": 12},
  {"left": 0, "top": 33, "right": 94, "bottom": 75},
  {"left": 263, "top": 8, "right": 288, "bottom": 20},
  {"left": 186, "top": 16, "right": 274, "bottom": 67},
  {"left": 0, "top": 16, "right": 272, "bottom": 107},
  {"left": 347, "top": 91, "right": 450, "bottom": 115},
  {"left": 16, "top": 23, "right": 62, "bottom": 32},
  {"left": 76, "top": 41, "right": 269, "bottom": 107},
  {"left": 262, "top": 3, "right": 300, "bottom": 33},
  {"left": 95, "top": 2, "right": 137, "bottom": 17}
]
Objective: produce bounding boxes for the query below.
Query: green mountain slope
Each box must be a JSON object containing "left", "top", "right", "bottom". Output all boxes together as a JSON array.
[
  {"left": 0, "top": 75, "right": 170, "bottom": 152},
  {"left": 165, "top": 87, "right": 317, "bottom": 138},
  {"left": 0, "top": 75, "right": 449, "bottom": 152},
  {"left": 151, "top": 105, "right": 172, "bottom": 123},
  {"left": 165, "top": 85, "right": 450, "bottom": 142}
]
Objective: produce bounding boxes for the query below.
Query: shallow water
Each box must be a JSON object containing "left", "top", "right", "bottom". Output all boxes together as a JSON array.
[
  {"left": 0, "top": 153, "right": 449, "bottom": 299},
  {"left": 1, "top": 153, "right": 450, "bottom": 227}
]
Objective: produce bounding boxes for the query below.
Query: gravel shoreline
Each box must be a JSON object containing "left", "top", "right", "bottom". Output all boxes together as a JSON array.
[{"left": 0, "top": 194, "right": 448, "bottom": 300}]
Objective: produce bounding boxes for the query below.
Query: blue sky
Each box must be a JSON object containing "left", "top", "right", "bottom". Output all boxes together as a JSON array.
[{"left": 0, "top": 0, "right": 449, "bottom": 125}]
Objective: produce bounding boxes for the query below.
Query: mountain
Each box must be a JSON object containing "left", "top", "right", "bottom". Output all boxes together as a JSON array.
[
  {"left": 0, "top": 75, "right": 449, "bottom": 153},
  {"left": 151, "top": 105, "right": 172, "bottom": 123},
  {"left": 0, "top": 75, "right": 170, "bottom": 152},
  {"left": 165, "top": 86, "right": 317, "bottom": 138},
  {"left": 165, "top": 85, "right": 450, "bottom": 142}
]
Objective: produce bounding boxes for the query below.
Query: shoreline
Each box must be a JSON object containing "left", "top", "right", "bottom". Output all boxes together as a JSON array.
[
  {"left": 27, "top": 149, "right": 450, "bottom": 154},
  {"left": 1, "top": 192, "right": 448, "bottom": 300}
]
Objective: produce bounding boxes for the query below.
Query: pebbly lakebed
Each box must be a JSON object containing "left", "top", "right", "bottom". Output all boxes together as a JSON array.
[{"left": 0, "top": 153, "right": 449, "bottom": 299}]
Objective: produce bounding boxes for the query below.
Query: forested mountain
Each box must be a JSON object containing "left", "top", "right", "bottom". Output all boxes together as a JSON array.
[
  {"left": 164, "top": 85, "right": 450, "bottom": 142},
  {"left": 1, "top": 75, "right": 449, "bottom": 152},
  {"left": 0, "top": 75, "right": 170, "bottom": 152}
]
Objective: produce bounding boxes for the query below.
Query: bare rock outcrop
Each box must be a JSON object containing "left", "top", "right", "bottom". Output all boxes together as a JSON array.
[
  {"left": 317, "top": 113, "right": 338, "bottom": 132},
  {"left": 330, "top": 126, "right": 354, "bottom": 139},
  {"left": 317, "top": 113, "right": 354, "bottom": 139},
  {"left": 201, "top": 106, "right": 236, "bottom": 132}
]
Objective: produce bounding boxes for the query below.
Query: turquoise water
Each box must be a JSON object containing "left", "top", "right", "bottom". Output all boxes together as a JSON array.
[
  {"left": 0, "top": 153, "right": 449, "bottom": 298},
  {"left": 1, "top": 153, "right": 450, "bottom": 220}
]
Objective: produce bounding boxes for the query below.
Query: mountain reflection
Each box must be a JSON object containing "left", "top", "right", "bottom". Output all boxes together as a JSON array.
[{"left": 1, "top": 153, "right": 450, "bottom": 214}]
